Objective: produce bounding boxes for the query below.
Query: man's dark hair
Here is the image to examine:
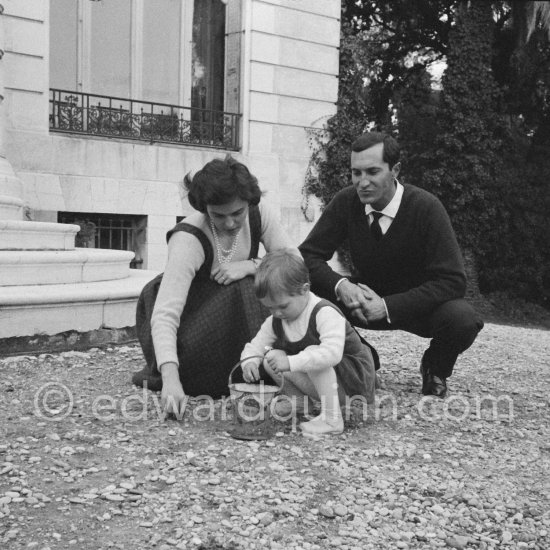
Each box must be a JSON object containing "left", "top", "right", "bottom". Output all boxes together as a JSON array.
[
  {"left": 351, "top": 132, "right": 400, "bottom": 169},
  {"left": 184, "top": 155, "right": 262, "bottom": 213}
]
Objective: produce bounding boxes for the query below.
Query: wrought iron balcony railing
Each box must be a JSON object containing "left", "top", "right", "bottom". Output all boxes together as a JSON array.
[{"left": 49, "top": 89, "right": 240, "bottom": 150}]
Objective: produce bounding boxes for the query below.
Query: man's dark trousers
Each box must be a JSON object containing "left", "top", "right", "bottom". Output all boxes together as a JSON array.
[{"left": 328, "top": 296, "right": 483, "bottom": 379}]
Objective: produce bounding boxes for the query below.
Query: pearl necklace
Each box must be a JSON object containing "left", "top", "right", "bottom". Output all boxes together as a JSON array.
[{"left": 210, "top": 220, "right": 242, "bottom": 264}]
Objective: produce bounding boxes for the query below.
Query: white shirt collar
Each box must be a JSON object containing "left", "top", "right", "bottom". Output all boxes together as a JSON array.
[{"left": 364, "top": 181, "right": 404, "bottom": 219}]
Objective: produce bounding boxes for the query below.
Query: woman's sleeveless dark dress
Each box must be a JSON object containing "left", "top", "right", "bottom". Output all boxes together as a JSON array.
[
  {"left": 132, "top": 205, "right": 268, "bottom": 398},
  {"left": 272, "top": 299, "right": 376, "bottom": 403}
]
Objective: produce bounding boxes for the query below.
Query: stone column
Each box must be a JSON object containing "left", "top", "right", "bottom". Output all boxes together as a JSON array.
[{"left": 0, "top": 5, "right": 24, "bottom": 219}]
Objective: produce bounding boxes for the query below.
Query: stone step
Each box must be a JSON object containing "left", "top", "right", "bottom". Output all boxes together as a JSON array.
[
  {"left": 0, "top": 248, "right": 135, "bottom": 286},
  {"left": 0, "top": 195, "right": 24, "bottom": 220},
  {"left": 0, "top": 220, "right": 79, "bottom": 250},
  {"left": 0, "top": 269, "right": 158, "bottom": 338}
]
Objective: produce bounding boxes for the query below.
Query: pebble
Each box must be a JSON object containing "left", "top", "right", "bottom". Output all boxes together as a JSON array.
[
  {"left": 104, "top": 494, "right": 125, "bottom": 501},
  {"left": 333, "top": 504, "right": 348, "bottom": 517},
  {"left": 191, "top": 516, "right": 203, "bottom": 524},
  {"left": 259, "top": 512, "right": 274, "bottom": 526},
  {"left": 446, "top": 535, "right": 470, "bottom": 549},
  {"left": 61, "top": 351, "right": 90, "bottom": 359},
  {"left": 319, "top": 505, "right": 335, "bottom": 518},
  {"left": 2, "top": 356, "right": 34, "bottom": 364}
]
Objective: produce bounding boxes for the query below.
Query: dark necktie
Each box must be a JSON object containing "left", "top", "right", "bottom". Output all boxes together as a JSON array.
[{"left": 370, "top": 211, "right": 383, "bottom": 240}]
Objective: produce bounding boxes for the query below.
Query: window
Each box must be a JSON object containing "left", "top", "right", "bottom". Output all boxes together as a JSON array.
[
  {"left": 142, "top": 0, "right": 182, "bottom": 105},
  {"left": 58, "top": 212, "right": 146, "bottom": 269},
  {"left": 49, "top": 0, "right": 241, "bottom": 149},
  {"left": 191, "top": 0, "right": 226, "bottom": 121},
  {"left": 89, "top": 0, "right": 132, "bottom": 99}
]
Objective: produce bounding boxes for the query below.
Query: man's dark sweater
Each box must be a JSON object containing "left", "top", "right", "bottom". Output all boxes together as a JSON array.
[{"left": 299, "top": 184, "right": 467, "bottom": 324}]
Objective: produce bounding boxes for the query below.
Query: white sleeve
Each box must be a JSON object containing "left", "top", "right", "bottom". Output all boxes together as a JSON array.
[
  {"left": 287, "top": 307, "right": 345, "bottom": 372},
  {"left": 241, "top": 316, "right": 278, "bottom": 366},
  {"left": 258, "top": 201, "right": 299, "bottom": 253},
  {"left": 151, "top": 231, "right": 205, "bottom": 367}
]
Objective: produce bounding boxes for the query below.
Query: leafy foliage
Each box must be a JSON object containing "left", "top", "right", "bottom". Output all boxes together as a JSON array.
[
  {"left": 303, "top": 17, "right": 376, "bottom": 210},
  {"left": 417, "top": 1, "right": 550, "bottom": 304},
  {"left": 419, "top": 1, "right": 505, "bottom": 243}
]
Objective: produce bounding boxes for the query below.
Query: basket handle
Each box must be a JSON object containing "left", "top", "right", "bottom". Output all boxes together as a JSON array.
[{"left": 228, "top": 355, "right": 285, "bottom": 392}]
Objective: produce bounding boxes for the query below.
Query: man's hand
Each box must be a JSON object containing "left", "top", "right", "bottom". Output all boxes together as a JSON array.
[
  {"left": 160, "top": 362, "right": 187, "bottom": 418},
  {"left": 242, "top": 360, "right": 261, "bottom": 383},
  {"left": 336, "top": 279, "right": 371, "bottom": 325},
  {"left": 337, "top": 280, "right": 387, "bottom": 324},
  {"left": 264, "top": 349, "right": 290, "bottom": 374},
  {"left": 212, "top": 260, "right": 255, "bottom": 285},
  {"left": 357, "top": 283, "right": 387, "bottom": 322}
]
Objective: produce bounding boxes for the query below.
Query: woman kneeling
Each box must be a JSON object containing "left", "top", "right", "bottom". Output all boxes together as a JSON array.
[{"left": 132, "top": 156, "right": 295, "bottom": 414}]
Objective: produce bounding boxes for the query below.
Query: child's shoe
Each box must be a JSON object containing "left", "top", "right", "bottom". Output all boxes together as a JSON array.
[{"left": 300, "top": 414, "right": 344, "bottom": 435}]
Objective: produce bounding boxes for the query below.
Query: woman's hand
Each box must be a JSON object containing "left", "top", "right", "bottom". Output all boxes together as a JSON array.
[
  {"left": 242, "top": 360, "right": 260, "bottom": 383},
  {"left": 264, "top": 349, "right": 290, "bottom": 374},
  {"left": 212, "top": 260, "right": 255, "bottom": 285},
  {"left": 159, "top": 362, "right": 187, "bottom": 418}
]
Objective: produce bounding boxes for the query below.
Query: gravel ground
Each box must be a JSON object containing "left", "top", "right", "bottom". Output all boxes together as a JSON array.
[{"left": 0, "top": 322, "right": 549, "bottom": 550}]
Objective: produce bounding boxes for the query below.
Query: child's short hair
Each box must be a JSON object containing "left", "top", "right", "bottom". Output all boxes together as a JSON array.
[{"left": 255, "top": 249, "right": 310, "bottom": 299}]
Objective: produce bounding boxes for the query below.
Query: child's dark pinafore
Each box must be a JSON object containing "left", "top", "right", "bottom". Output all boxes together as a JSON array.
[{"left": 272, "top": 299, "right": 376, "bottom": 403}]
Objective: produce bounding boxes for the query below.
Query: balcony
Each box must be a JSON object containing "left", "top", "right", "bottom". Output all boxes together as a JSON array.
[{"left": 49, "top": 89, "right": 240, "bottom": 150}]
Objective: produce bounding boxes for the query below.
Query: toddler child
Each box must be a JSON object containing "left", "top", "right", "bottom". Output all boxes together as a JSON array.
[{"left": 240, "top": 249, "right": 376, "bottom": 435}]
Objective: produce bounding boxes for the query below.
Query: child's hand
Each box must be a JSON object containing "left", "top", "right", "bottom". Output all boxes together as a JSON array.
[
  {"left": 242, "top": 360, "right": 260, "bottom": 383},
  {"left": 265, "top": 349, "right": 290, "bottom": 374}
]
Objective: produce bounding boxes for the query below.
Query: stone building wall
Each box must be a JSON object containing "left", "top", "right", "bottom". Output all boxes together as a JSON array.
[{"left": 2, "top": 0, "right": 340, "bottom": 270}]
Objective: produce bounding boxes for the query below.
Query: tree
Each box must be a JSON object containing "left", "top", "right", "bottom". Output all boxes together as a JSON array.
[{"left": 420, "top": 1, "right": 504, "bottom": 231}]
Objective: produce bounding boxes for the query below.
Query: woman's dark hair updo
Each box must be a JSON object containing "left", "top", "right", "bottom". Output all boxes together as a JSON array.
[{"left": 185, "top": 155, "right": 262, "bottom": 213}]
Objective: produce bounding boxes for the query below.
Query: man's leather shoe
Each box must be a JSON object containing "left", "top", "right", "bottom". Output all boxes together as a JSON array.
[{"left": 420, "top": 363, "right": 448, "bottom": 398}]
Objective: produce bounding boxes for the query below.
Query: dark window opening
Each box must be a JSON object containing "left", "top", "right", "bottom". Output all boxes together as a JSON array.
[
  {"left": 192, "top": 0, "right": 226, "bottom": 121},
  {"left": 58, "top": 212, "right": 146, "bottom": 269}
]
